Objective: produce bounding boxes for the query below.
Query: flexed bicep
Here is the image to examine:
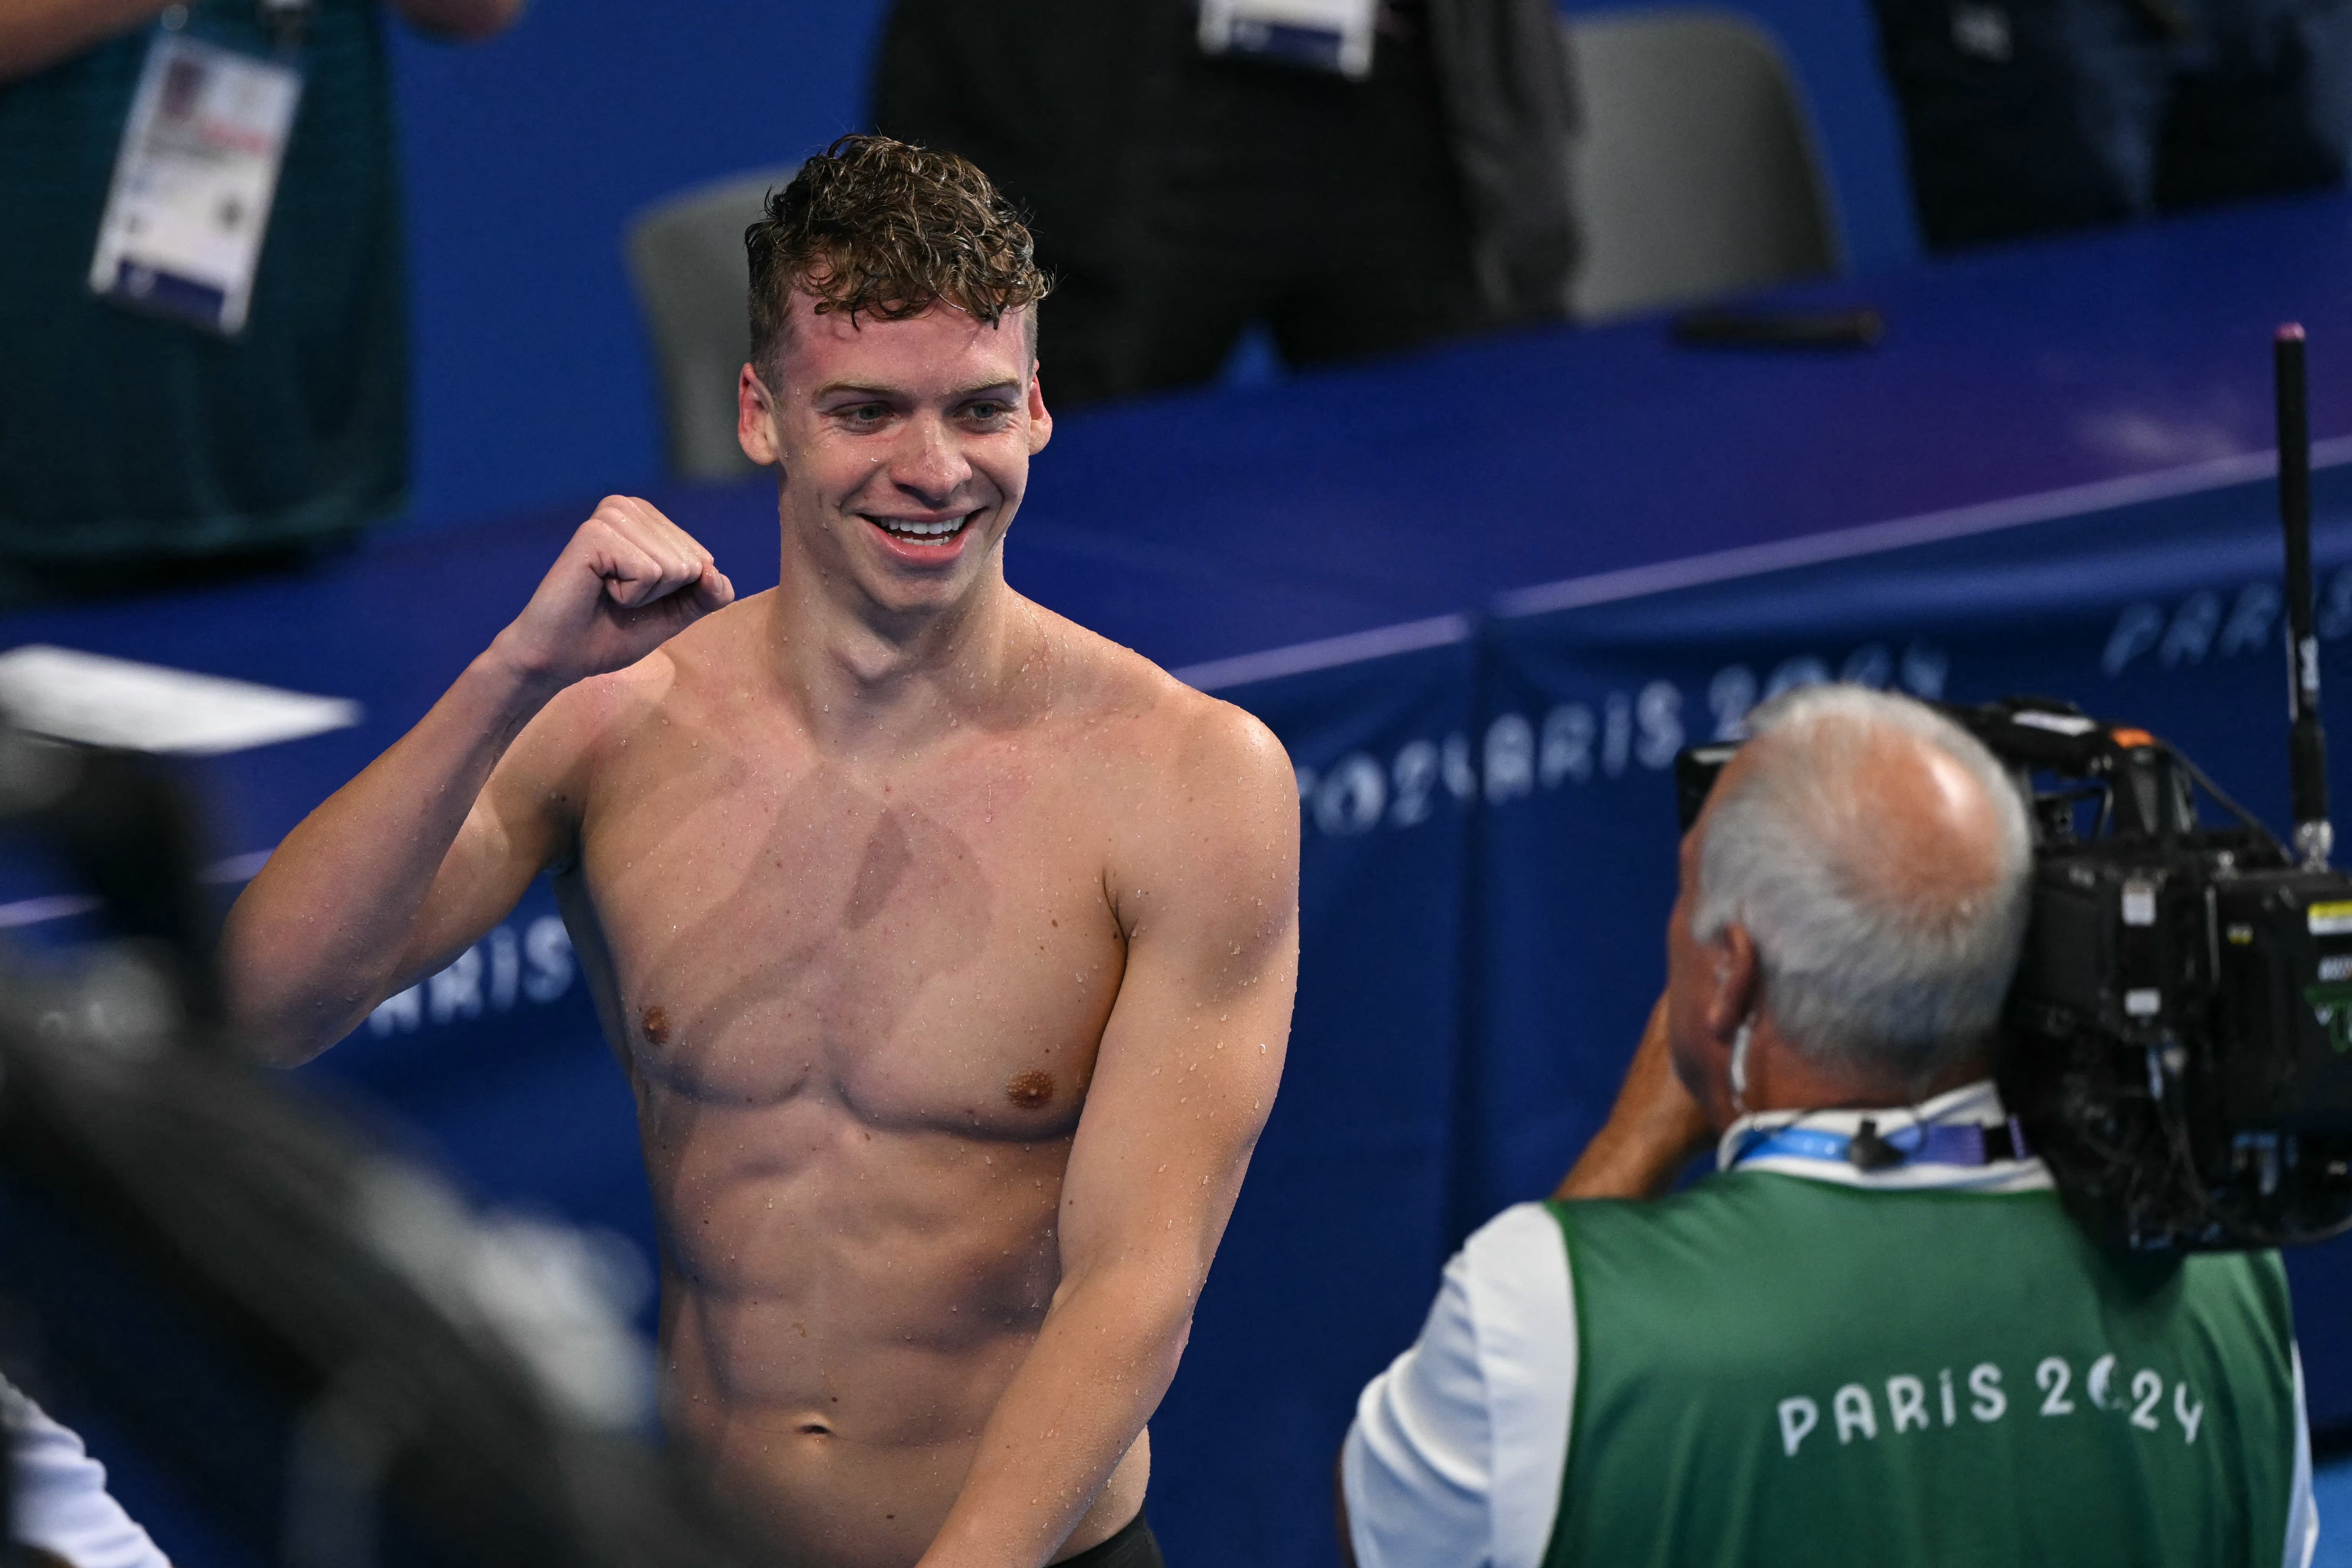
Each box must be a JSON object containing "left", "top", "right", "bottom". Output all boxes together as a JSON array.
[
  {"left": 373, "top": 728, "right": 579, "bottom": 1005},
  {"left": 222, "top": 494, "right": 723, "bottom": 1066},
  {"left": 223, "top": 668, "right": 598, "bottom": 1063}
]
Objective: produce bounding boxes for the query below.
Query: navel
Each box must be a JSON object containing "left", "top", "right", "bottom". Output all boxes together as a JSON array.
[
  {"left": 641, "top": 1004, "right": 671, "bottom": 1045},
  {"left": 1005, "top": 1070, "right": 1055, "bottom": 1110}
]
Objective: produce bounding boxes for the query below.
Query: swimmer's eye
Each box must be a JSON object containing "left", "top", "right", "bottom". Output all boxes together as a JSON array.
[
  {"left": 961, "top": 400, "right": 1013, "bottom": 424},
  {"left": 837, "top": 403, "right": 892, "bottom": 427}
]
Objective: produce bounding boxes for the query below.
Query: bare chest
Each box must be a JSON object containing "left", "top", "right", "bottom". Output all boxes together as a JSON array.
[{"left": 573, "top": 730, "right": 1125, "bottom": 1135}]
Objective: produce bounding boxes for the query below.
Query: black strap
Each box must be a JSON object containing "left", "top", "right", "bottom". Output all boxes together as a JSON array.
[{"left": 1983, "top": 1117, "right": 2032, "bottom": 1163}]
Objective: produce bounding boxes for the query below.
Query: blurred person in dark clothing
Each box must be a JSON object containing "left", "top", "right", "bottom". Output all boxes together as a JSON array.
[
  {"left": 1871, "top": 0, "right": 2352, "bottom": 249},
  {"left": 0, "top": 0, "right": 522, "bottom": 592},
  {"left": 872, "top": 1, "right": 1160, "bottom": 407},
  {"left": 872, "top": 0, "right": 1577, "bottom": 405}
]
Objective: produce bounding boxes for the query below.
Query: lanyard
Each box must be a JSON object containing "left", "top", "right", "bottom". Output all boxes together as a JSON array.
[
  {"left": 1728, "top": 1115, "right": 2032, "bottom": 1173},
  {"left": 98, "top": 3, "right": 307, "bottom": 334}
]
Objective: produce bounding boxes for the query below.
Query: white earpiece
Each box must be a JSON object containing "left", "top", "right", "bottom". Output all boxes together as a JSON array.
[{"left": 1729, "top": 1018, "right": 1754, "bottom": 1115}]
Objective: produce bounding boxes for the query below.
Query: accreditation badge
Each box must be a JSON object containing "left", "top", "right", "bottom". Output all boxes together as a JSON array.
[
  {"left": 1197, "top": 0, "right": 1379, "bottom": 80},
  {"left": 87, "top": 27, "right": 304, "bottom": 336}
]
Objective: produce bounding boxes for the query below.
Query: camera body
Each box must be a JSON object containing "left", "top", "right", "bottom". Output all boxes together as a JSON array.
[{"left": 1676, "top": 697, "right": 2352, "bottom": 1251}]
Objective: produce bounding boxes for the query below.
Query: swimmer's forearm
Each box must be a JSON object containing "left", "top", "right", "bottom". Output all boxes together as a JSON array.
[
  {"left": 223, "top": 637, "right": 563, "bottom": 1062},
  {"left": 917, "top": 1266, "right": 1193, "bottom": 1568}
]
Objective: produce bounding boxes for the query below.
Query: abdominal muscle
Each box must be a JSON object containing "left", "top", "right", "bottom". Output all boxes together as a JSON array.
[
  {"left": 643, "top": 1086, "right": 1139, "bottom": 1568},
  {"left": 555, "top": 692, "right": 1148, "bottom": 1564}
]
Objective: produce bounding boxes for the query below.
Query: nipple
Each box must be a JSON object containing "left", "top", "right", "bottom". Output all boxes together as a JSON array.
[
  {"left": 1005, "top": 1070, "right": 1055, "bottom": 1110},
  {"left": 641, "top": 1004, "right": 671, "bottom": 1045}
]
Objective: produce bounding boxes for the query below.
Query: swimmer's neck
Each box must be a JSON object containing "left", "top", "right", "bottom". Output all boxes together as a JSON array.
[{"left": 762, "top": 550, "right": 1043, "bottom": 752}]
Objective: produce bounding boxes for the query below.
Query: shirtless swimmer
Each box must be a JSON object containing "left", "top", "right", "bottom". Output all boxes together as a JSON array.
[{"left": 222, "top": 135, "right": 1301, "bottom": 1568}]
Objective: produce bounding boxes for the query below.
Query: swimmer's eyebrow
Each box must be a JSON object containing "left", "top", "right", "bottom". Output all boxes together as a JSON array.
[{"left": 812, "top": 379, "right": 1024, "bottom": 404}]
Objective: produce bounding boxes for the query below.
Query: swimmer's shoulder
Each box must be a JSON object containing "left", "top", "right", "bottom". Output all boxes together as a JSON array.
[
  {"left": 514, "top": 591, "right": 767, "bottom": 779},
  {"left": 1023, "top": 599, "right": 1295, "bottom": 813},
  {"left": 1029, "top": 606, "right": 1298, "bottom": 940},
  {"left": 493, "top": 598, "right": 766, "bottom": 872}
]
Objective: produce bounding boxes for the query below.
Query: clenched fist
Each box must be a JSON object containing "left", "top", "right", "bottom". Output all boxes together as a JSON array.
[{"left": 495, "top": 496, "right": 736, "bottom": 690}]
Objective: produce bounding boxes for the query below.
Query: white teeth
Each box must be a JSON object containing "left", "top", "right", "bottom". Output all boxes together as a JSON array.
[{"left": 875, "top": 516, "right": 964, "bottom": 540}]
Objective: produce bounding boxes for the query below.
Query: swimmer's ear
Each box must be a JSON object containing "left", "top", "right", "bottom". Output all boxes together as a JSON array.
[
  {"left": 738, "top": 363, "right": 784, "bottom": 468},
  {"left": 1026, "top": 366, "right": 1052, "bottom": 456}
]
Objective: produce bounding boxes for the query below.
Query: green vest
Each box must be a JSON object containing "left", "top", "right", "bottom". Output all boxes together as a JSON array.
[
  {"left": 0, "top": 0, "right": 407, "bottom": 569},
  {"left": 1544, "top": 1175, "right": 2297, "bottom": 1568}
]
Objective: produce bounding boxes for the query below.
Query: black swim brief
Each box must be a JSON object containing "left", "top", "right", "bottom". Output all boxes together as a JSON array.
[{"left": 1056, "top": 1510, "right": 1164, "bottom": 1568}]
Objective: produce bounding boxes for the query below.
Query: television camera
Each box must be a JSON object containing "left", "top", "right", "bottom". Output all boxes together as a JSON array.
[{"left": 1675, "top": 327, "right": 2352, "bottom": 1252}]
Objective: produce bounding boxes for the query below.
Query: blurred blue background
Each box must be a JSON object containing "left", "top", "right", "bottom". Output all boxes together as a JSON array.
[{"left": 387, "top": 0, "right": 1921, "bottom": 536}]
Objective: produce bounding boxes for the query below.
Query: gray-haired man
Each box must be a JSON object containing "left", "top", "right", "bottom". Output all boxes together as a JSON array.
[{"left": 1340, "top": 684, "right": 2316, "bottom": 1568}]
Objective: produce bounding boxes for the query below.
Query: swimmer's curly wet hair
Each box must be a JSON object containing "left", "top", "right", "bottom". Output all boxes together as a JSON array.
[{"left": 745, "top": 134, "right": 1051, "bottom": 379}]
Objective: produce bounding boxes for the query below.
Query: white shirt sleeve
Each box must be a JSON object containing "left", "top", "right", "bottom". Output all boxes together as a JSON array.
[
  {"left": 2283, "top": 1345, "right": 2316, "bottom": 1568},
  {"left": 1342, "top": 1203, "right": 1577, "bottom": 1568},
  {"left": 2, "top": 1380, "right": 170, "bottom": 1568}
]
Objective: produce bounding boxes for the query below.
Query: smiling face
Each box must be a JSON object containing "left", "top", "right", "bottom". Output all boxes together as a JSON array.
[{"left": 738, "top": 290, "right": 1051, "bottom": 621}]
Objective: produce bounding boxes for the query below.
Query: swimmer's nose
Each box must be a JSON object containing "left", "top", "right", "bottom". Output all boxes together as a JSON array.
[{"left": 891, "top": 411, "right": 971, "bottom": 507}]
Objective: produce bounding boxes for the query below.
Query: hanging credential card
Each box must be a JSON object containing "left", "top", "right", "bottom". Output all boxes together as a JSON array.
[
  {"left": 88, "top": 32, "right": 303, "bottom": 335},
  {"left": 1198, "top": 0, "right": 1379, "bottom": 80}
]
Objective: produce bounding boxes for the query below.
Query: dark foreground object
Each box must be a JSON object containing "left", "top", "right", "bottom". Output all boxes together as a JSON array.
[
  {"left": 1060, "top": 1510, "right": 1166, "bottom": 1568},
  {"left": 0, "top": 730, "right": 761, "bottom": 1567}
]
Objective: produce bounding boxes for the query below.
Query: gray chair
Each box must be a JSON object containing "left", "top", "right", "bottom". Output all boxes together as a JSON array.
[
  {"left": 624, "top": 165, "right": 799, "bottom": 482},
  {"left": 1563, "top": 10, "right": 1841, "bottom": 322}
]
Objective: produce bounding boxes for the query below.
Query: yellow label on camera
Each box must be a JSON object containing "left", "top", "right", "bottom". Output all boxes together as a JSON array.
[{"left": 2309, "top": 900, "right": 2352, "bottom": 935}]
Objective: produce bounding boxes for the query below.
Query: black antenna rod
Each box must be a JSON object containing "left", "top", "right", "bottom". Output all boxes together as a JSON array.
[{"left": 2276, "top": 323, "right": 2331, "bottom": 869}]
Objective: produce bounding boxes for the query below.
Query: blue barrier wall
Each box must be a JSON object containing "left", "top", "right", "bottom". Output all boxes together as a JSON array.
[{"left": 13, "top": 458, "right": 2352, "bottom": 1566}]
